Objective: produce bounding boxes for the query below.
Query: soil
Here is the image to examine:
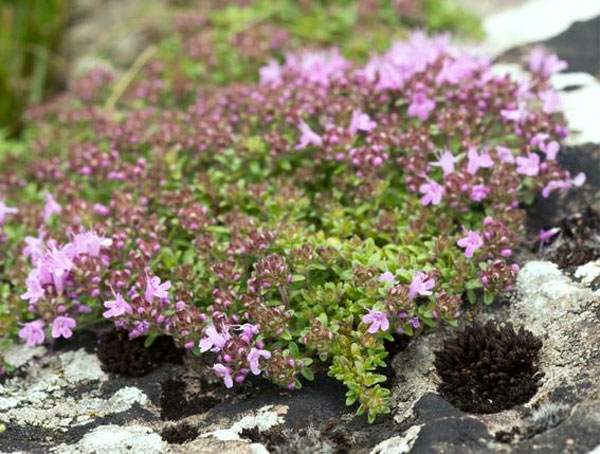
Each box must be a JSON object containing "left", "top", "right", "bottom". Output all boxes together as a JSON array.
[{"left": 160, "top": 378, "right": 224, "bottom": 421}]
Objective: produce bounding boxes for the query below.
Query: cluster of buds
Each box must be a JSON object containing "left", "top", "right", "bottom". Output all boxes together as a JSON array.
[
  {"left": 303, "top": 318, "right": 336, "bottom": 357},
  {"left": 229, "top": 229, "right": 274, "bottom": 255},
  {"left": 248, "top": 254, "right": 292, "bottom": 294},
  {"left": 264, "top": 349, "right": 306, "bottom": 389},
  {"left": 481, "top": 216, "right": 520, "bottom": 259},
  {"left": 480, "top": 260, "right": 520, "bottom": 293},
  {"left": 241, "top": 294, "right": 291, "bottom": 337}
]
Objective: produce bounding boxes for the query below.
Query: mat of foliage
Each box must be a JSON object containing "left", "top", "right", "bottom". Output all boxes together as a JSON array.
[{"left": 0, "top": 3, "right": 582, "bottom": 422}]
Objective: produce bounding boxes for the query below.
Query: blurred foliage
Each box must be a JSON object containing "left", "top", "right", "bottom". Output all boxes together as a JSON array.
[
  {"left": 154, "top": 0, "right": 482, "bottom": 88},
  {"left": 0, "top": 0, "right": 481, "bottom": 135},
  {"left": 0, "top": 0, "right": 70, "bottom": 136}
]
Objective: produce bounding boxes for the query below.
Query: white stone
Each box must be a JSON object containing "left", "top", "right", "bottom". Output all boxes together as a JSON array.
[
  {"left": 483, "top": 0, "right": 600, "bottom": 53},
  {"left": 561, "top": 79, "right": 600, "bottom": 145},
  {"left": 0, "top": 348, "right": 150, "bottom": 429},
  {"left": 5, "top": 386, "right": 149, "bottom": 429},
  {"left": 53, "top": 425, "right": 167, "bottom": 454},
  {"left": 60, "top": 349, "right": 107, "bottom": 383},
  {"left": 3, "top": 345, "right": 46, "bottom": 369},
  {"left": 250, "top": 443, "right": 271, "bottom": 454},
  {"left": 551, "top": 72, "right": 598, "bottom": 91},
  {"left": 575, "top": 260, "right": 600, "bottom": 287},
  {"left": 201, "top": 405, "right": 284, "bottom": 441},
  {"left": 370, "top": 425, "right": 422, "bottom": 454}
]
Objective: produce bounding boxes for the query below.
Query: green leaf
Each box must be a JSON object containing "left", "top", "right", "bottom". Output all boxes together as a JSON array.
[
  {"left": 301, "top": 367, "right": 315, "bottom": 381},
  {"left": 467, "top": 289, "right": 477, "bottom": 305},
  {"left": 288, "top": 342, "right": 300, "bottom": 356},
  {"left": 144, "top": 332, "right": 158, "bottom": 348}
]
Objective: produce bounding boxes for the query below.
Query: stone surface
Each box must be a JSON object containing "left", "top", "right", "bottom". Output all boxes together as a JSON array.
[
  {"left": 527, "top": 143, "right": 600, "bottom": 228},
  {"left": 199, "top": 405, "right": 285, "bottom": 441},
  {"left": 0, "top": 347, "right": 162, "bottom": 453},
  {"left": 53, "top": 425, "right": 167, "bottom": 454},
  {"left": 481, "top": 0, "right": 600, "bottom": 53},
  {"left": 542, "top": 16, "right": 600, "bottom": 77},
  {"left": 2, "top": 1, "right": 600, "bottom": 453},
  {"left": 370, "top": 424, "right": 422, "bottom": 454}
]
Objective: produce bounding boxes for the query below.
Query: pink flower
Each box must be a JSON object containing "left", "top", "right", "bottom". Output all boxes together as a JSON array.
[
  {"left": 43, "top": 193, "right": 62, "bottom": 221},
  {"left": 408, "top": 272, "right": 435, "bottom": 300},
  {"left": 20, "top": 266, "right": 45, "bottom": 304},
  {"left": 457, "top": 231, "right": 484, "bottom": 258},
  {"left": 72, "top": 231, "right": 112, "bottom": 257},
  {"left": 365, "top": 59, "right": 405, "bottom": 91},
  {"left": 47, "top": 243, "right": 75, "bottom": 295},
  {"left": 430, "top": 150, "right": 458, "bottom": 176},
  {"left": 239, "top": 323, "right": 259, "bottom": 343},
  {"left": 419, "top": 180, "right": 444, "bottom": 206},
  {"left": 466, "top": 148, "right": 493, "bottom": 175},
  {"left": 259, "top": 60, "right": 282, "bottom": 86},
  {"left": 18, "top": 320, "right": 45, "bottom": 347},
  {"left": 362, "top": 309, "right": 390, "bottom": 334},
  {"left": 93, "top": 203, "right": 110, "bottom": 216},
  {"left": 500, "top": 102, "right": 528, "bottom": 123},
  {"left": 213, "top": 363, "right": 234, "bottom": 388},
  {"left": 247, "top": 347, "right": 271, "bottom": 375},
  {"left": 408, "top": 91, "right": 435, "bottom": 122},
  {"left": 540, "top": 140, "right": 560, "bottom": 160},
  {"left": 51, "top": 316, "right": 76, "bottom": 339},
  {"left": 285, "top": 48, "right": 349, "bottom": 86},
  {"left": 528, "top": 47, "right": 567, "bottom": 77},
  {"left": 538, "top": 228, "right": 560, "bottom": 245},
  {"left": 23, "top": 232, "right": 46, "bottom": 261},
  {"left": 495, "top": 146, "right": 515, "bottom": 164},
  {"left": 540, "top": 90, "right": 562, "bottom": 114},
  {"left": 541, "top": 179, "right": 570, "bottom": 198},
  {"left": 145, "top": 274, "right": 171, "bottom": 302},
  {"left": 103, "top": 293, "right": 133, "bottom": 318},
  {"left": 379, "top": 271, "right": 397, "bottom": 283},
  {"left": 541, "top": 172, "right": 585, "bottom": 198},
  {"left": 199, "top": 325, "right": 230, "bottom": 352},
  {"left": 515, "top": 153, "right": 540, "bottom": 176},
  {"left": 0, "top": 198, "right": 18, "bottom": 225},
  {"left": 470, "top": 184, "right": 490, "bottom": 202},
  {"left": 349, "top": 110, "right": 376, "bottom": 135},
  {"left": 572, "top": 172, "right": 586, "bottom": 187},
  {"left": 295, "top": 121, "right": 323, "bottom": 150}
]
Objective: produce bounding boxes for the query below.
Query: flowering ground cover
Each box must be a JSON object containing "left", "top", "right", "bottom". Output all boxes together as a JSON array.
[{"left": 0, "top": 1, "right": 581, "bottom": 423}]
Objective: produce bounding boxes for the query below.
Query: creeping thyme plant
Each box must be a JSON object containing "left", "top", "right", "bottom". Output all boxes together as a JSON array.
[{"left": 0, "top": 0, "right": 581, "bottom": 423}]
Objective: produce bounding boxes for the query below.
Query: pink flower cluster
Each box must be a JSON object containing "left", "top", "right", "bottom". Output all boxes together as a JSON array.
[
  {"left": 199, "top": 322, "right": 271, "bottom": 388},
  {"left": 18, "top": 230, "right": 112, "bottom": 345},
  {"left": 364, "top": 271, "right": 437, "bottom": 335}
]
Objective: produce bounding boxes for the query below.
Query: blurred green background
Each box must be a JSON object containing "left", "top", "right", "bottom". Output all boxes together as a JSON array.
[
  {"left": 0, "top": 0, "right": 70, "bottom": 137},
  {"left": 0, "top": 0, "right": 479, "bottom": 138}
]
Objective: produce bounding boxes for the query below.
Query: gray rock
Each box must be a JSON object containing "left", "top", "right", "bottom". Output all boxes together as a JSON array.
[{"left": 53, "top": 425, "right": 167, "bottom": 454}]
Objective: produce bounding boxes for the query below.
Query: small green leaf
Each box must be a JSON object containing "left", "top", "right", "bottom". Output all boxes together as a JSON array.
[
  {"left": 301, "top": 367, "right": 314, "bottom": 381},
  {"left": 144, "top": 332, "right": 158, "bottom": 348}
]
